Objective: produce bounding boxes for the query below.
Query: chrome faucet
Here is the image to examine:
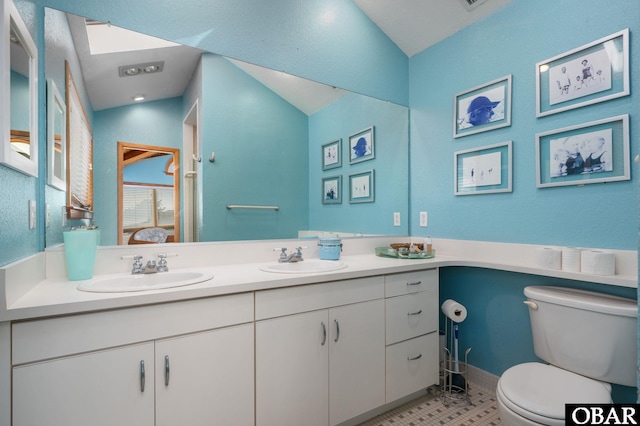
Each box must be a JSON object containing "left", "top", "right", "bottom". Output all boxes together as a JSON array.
[
  {"left": 278, "top": 247, "right": 304, "bottom": 263},
  {"left": 129, "top": 255, "right": 166, "bottom": 274},
  {"left": 131, "top": 255, "right": 145, "bottom": 274}
]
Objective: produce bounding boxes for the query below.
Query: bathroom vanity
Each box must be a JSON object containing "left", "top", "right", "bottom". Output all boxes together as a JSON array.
[
  {"left": 0, "top": 237, "right": 636, "bottom": 426},
  {"left": 8, "top": 266, "right": 439, "bottom": 426}
]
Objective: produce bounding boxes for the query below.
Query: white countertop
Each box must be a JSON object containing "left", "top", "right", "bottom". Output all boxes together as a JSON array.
[{"left": 1, "top": 237, "right": 636, "bottom": 322}]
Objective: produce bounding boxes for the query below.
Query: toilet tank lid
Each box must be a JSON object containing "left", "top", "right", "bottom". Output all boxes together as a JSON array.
[{"left": 524, "top": 286, "right": 636, "bottom": 317}]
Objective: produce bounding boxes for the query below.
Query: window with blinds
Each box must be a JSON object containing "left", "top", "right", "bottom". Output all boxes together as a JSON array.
[
  {"left": 122, "top": 185, "right": 175, "bottom": 231},
  {"left": 66, "top": 61, "right": 93, "bottom": 215}
]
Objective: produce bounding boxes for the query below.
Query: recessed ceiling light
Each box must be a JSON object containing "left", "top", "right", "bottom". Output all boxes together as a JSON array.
[
  {"left": 118, "top": 61, "right": 164, "bottom": 78},
  {"left": 132, "top": 95, "right": 145, "bottom": 102},
  {"left": 123, "top": 67, "right": 141, "bottom": 76},
  {"left": 143, "top": 64, "right": 160, "bottom": 73}
]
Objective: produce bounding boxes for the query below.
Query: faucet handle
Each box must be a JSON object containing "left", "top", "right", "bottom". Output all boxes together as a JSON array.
[{"left": 157, "top": 253, "right": 169, "bottom": 272}]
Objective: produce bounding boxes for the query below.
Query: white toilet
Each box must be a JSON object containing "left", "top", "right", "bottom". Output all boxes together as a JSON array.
[{"left": 496, "top": 286, "right": 637, "bottom": 426}]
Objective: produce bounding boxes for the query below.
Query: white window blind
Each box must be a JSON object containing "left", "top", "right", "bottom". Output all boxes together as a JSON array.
[
  {"left": 66, "top": 63, "right": 93, "bottom": 210},
  {"left": 123, "top": 185, "right": 174, "bottom": 230}
]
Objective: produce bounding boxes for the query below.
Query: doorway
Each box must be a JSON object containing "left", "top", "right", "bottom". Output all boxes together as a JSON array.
[
  {"left": 117, "top": 142, "right": 180, "bottom": 244},
  {"left": 183, "top": 100, "right": 200, "bottom": 242}
]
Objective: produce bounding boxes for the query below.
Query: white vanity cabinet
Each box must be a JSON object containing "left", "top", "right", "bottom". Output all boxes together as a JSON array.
[
  {"left": 255, "top": 277, "right": 386, "bottom": 426},
  {"left": 11, "top": 293, "right": 254, "bottom": 426},
  {"left": 384, "top": 269, "right": 439, "bottom": 403},
  {"left": 13, "top": 342, "right": 156, "bottom": 426}
]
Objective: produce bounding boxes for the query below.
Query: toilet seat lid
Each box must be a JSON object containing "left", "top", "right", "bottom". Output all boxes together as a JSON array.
[{"left": 499, "top": 363, "right": 612, "bottom": 421}]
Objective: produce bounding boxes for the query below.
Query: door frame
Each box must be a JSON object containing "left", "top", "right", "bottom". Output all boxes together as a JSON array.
[{"left": 117, "top": 141, "right": 180, "bottom": 244}]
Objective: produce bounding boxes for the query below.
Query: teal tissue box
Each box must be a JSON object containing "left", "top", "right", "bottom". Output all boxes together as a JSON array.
[{"left": 63, "top": 229, "right": 100, "bottom": 281}]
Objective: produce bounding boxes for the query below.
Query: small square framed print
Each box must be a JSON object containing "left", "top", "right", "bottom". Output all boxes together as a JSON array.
[
  {"left": 322, "top": 175, "right": 342, "bottom": 204},
  {"left": 348, "top": 169, "right": 374, "bottom": 203},
  {"left": 348, "top": 126, "right": 374, "bottom": 164},
  {"left": 322, "top": 138, "right": 342, "bottom": 170}
]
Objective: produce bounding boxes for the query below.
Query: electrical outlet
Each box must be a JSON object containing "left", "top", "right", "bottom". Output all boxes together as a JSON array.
[
  {"left": 420, "top": 211, "right": 428, "bottom": 227},
  {"left": 46, "top": 203, "right": 51, "bottom": 228},
  {"left": 393, "top": 212, "right": 401, "bottom": 227},
  {"left": 29, "top": 200, "right": 36, "bottom": 229}
]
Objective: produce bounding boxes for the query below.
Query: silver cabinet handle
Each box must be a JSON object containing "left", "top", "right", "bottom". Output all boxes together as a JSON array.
[
  {"left": 140, "top": 360, "right": 146, "bottom": 392},
  {"left": 164, "top": 355, "right": 170, "bottom": 387},
  {"left": 407, "top": 309, "right": 423, "bottom": 316},
  {"left": 407, "top": 353, "right": 422, "bottom": 361},
  {"left": 406, "top": 280, "right": 422, "bottom": 286},
  {"left": 334, "top": 319, "right": 340, "bottom": 342},
  {"left": 321, "top": 322, "right": 327, "bottom": 346}
]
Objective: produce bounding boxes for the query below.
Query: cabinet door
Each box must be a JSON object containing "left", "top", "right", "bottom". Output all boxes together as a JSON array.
[
  {"left": 155, "top": 323, "right": 254, "bottom": 426},
  {"left": 13, "top": 343, "right": 154, "bottom": 426},
  {"left": 256, "top": 310, "right": 329, "bottom": 426},
  {"left": 329, "top": 299, "right": 385, "bottom": 426}
]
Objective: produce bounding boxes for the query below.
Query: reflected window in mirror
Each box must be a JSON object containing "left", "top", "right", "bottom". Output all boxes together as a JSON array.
[
  {"left": 66, "top": 61, "right": 94, "bottom": 218},
  {"left": 1, "top": 0, "right": 38, "bottom": 176},
  {"left": 47, "top": 79, "right": 66, "bottom": 191}
]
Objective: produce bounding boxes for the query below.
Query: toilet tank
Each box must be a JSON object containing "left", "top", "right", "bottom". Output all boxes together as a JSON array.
[{"left": 524, "top": 286, "right": 637, "bottom": 387}]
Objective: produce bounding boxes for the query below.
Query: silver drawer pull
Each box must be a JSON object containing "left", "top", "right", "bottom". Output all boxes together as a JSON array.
[
  {"left": 407, "top": 353, "right": 422, "bottom": 361},
  {"left": 334, "top": 319, "right": 340, "bottom": 343},
  {"left": 407, "top": 309, "right": 423, "bottom": 316},
  {"left": 406, "top": 281, "right": 422, "bottom": 286},
  {"left": 164, "top": 355, "right": 170, "bottom": 387},
  {"left": 140, "top": 360, "right": 146, "bottom": 392},
  {"left": 321, "top": 322, "right": 327, "bottom": 346}
]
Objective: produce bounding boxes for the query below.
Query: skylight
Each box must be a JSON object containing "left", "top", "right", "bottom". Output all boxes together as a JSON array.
[{"left": 85, "top": 20, "right": 179, "bottom": 55}]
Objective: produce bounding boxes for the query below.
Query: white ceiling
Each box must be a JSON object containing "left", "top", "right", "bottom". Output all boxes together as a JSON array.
[
  {"left": 65, "top": 0, "right": 511, "bottom": 113},
  {"left": 354, "top": 0, "right": 511, "bottom": 58}
]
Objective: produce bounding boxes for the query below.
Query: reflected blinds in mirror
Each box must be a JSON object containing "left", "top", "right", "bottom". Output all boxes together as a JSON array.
[{"left": 65, "top": 61, "right": 93, "bottom": 216}]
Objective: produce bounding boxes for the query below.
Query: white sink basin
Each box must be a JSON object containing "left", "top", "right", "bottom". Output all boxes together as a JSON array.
[
  {"left": 259, "top": 260, "right": 347, "bottom": 274},
  {"left": 77, "top": 270, "right": 214, "bottom": 293}
]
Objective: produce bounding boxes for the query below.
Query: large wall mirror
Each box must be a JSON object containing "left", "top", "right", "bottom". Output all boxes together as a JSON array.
[
  {"left": 44, "top": 8, "right": 409, "bottom": 247},
  {"left": 1, "top": 0, "right": 38, "bottom": 177}
]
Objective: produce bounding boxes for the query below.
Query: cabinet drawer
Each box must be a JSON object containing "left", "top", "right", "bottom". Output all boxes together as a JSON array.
[
  {"left": 385, "top": 332, "right": 438, "bottom": 403},
  {"left": 385, "top": 269, "right": 437, "bottom": 298},
  {"left": 385, "top": 290, "right": 438, "bottom": 345},
  {"left": 12, "top": 292, "right": 254, "bottom": 365},
  {"left": 255, "top": 276, "right": 384, "bottom": 320}
]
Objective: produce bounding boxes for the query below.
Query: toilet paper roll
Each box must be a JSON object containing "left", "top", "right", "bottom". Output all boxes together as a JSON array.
[
  {"left": 441, "top": 299, "right": 467, "bottom": 323},
  {"left": 535, "top": 247, "right": 562, "bottom": 270},
  {"left": 561, "top": 247, "right": 582, "bottom": 272},
  {"left": 580, "top": 250, "right": 615, "bottom": 275}
]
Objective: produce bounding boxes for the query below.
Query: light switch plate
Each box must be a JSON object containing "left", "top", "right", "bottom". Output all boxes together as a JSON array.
[
  {"left": 29, "top": 200, "right": 36, "bottom": 229},
  {"left": 393, "top": 212, "right": 401, "bottom": 227},
  {"left": 420, "top": 211, "right": 428, "bottom": 227}
]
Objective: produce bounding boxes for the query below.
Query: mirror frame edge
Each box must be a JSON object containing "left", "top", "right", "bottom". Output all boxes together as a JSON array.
[
  {"left": 1, "top": 0, "right": 39, "bottom": 177},
  {"left": 46, "top": 78, "right": 66, "bottom": 190}
]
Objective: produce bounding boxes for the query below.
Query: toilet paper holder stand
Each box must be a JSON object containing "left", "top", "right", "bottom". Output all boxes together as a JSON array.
[{"left": 441, "top": 317, "right": 472, "bottom": 407}]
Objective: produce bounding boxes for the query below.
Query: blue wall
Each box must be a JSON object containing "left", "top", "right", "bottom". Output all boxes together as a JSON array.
[
  {"left": 93, "top": 98, "right": 184, "bottom": 245},
  {"left": 309, "top": 93, "right": 409, "bottom": 235},
  {"left": 409, "top": 0, "right": 637, "bottom": 250},
  {"left": 41, "top": 0, "right": 409, "bottom": 106},
  {"left": 199, "top": 54, "right": 309, "bottom": 241},
  {"left": 441, "top": 267, "right": 637, "bottom": 402},
  {"left": 408, "top": 0, "right": 639, "bottom": 402}
]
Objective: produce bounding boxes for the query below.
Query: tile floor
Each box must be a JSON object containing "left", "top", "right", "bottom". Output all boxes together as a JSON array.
[{"left": 359, "top": 383, "right": 501, "bottom": 426}]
